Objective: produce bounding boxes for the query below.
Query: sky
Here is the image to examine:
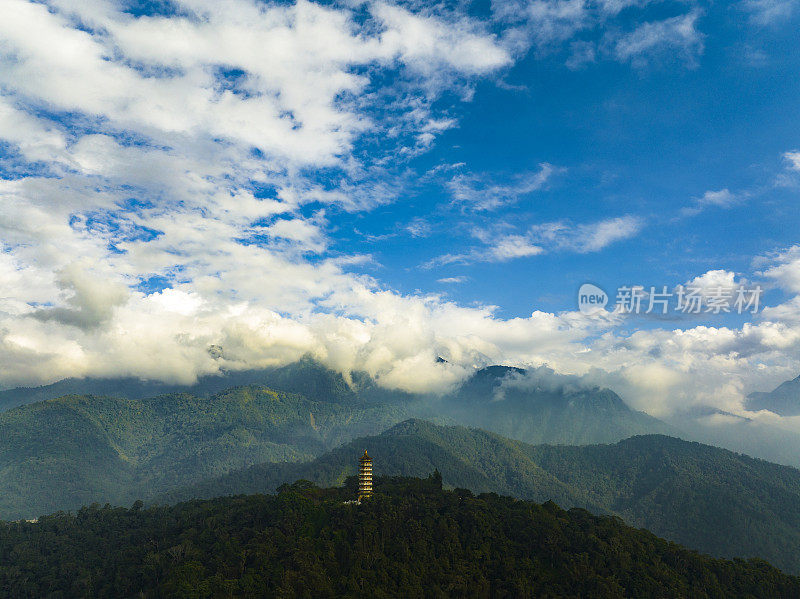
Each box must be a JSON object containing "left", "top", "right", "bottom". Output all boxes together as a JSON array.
[{"left": 1, "top": 0, "right": 800, "bottom": 420}]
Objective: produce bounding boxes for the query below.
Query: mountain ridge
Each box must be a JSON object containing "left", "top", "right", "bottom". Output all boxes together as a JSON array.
[
  {"left": 747, "top": 374, "right": 800, "bottom": 416},
  {"left": 159, "top": 418, "right": 800, "bottom": 574}
]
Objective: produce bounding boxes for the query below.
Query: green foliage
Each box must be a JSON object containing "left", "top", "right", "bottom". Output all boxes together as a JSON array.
[
  {"left": 0, "top": 359, "right": 674, "bottom": 447},
  {"left": 5, "top": 363, "right": 800, "bottom": 577},
  {"left": 0, "top": 386, "right": 412, "bottom": 519},
  {"left": 166, "top": 420, "right": 800, "bottom": 574},
  {"left": 0, "top": 478, "right": 797, "bottom": 598}
]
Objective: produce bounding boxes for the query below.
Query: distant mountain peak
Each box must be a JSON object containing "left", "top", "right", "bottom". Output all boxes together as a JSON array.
[
  {"left": 474, "top": 365, "right": 527, "bottom": 379},
  {"left": 746, "top": 373, "right": 800, "bottom": 416}
]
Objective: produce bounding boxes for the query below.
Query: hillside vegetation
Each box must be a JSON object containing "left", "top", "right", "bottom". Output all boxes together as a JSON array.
[
  {"left": 164, "top": 419, "right": 800, "bottom": 574},
  {"left": 0, "top": 386, "right": 410, "bottom": 518},
  {"left": 1, "top": 477, "right": 798, "bottom": 598}
]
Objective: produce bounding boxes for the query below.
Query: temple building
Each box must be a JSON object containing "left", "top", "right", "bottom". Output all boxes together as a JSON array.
[{"left": 358, "top": 449, "right": 373, "bottom": 501}]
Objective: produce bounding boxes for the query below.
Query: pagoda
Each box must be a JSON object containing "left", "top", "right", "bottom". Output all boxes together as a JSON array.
[{"left": 358, "top": 449, "right": 373, "bottom": 501}]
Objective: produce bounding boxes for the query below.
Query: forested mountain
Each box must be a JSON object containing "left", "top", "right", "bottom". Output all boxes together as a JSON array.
[
  {"left": 0, "top": 360, "right": 668, "bottom": 522},
  {"left": 7, "top": 361, "right": 800, "bottom": 575},
  {"left": 747, "top": 374, "right": 800, "bottom": 416},
  {"left": 0, "top": 386, "right": 412, "bottom": 519},
  {"left": 0, "top": 357, "right": 366, "bottom": 412},
  {"left": 664, "top": 409, "right": 800, "bottom": 469},
  {"left": 158, "top": 419, "right": 591, "bottom": 509},
  {"left": 430, "top": 365, "right": 674, "bottom": 445},
  {"left": 9, "top": 359, "right": 800, "bottom": 471},
  {"left": 0, "top": 359, "right": 673, "bottom": 445},
  {"left": 163, "top": 419, "right": 800, "bottom": 574},
  {"left": 1, "top": 477, "right": 797, "bottom": 598}
]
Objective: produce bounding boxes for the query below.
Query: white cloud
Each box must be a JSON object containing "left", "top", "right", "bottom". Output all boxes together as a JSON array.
[
  {"left": 437, "top": 276, "right": 468, "bottom": 284},
  {"left": 0, "top": 0, "right": 516, "bottom": 394},
  {"left": 566, "top": 40, "right": 597, "bottom": 69},
  {"left": 684, "top": 269, "right": 739, "bottom": 292},
  {"left": 596, "top": 0, "right": 651, "bottom": 15},
  {"left": 426, "top": 215, "right": 643, "bottom": 266},
  {"left": 698, "top": 189, "right": 737, "bottom": 208},
  {"left": 1, "top": 0, "right": 800, "bottom": 425},
  {"left": 494, "top": 0, "right": 592, "bottom": 53},
  {"left": 448, "top": 164, "right": 559, "bottom": 211},
  {"left": 527, "top": 215, "right": 644, "bottom": 253},
  {"left": 784, "top": 151, "right": 800, "bottom": 171},
  {"left": 741, "top": 0, "right": 797, "bottom": 25},
  {"left": 567, "top": 215, "right": 644, "bottom": 252},
  {"left": 484, "top": 234, "right": 546, "bottom": 261},
  {"left": 612, "top": 11, "right": 704, "bottom": 68},
  {"left": 406, "top": 218, "right": 432, "bottom": 238},
  {"left": 760, "top": 245, "right": 800, "bottom": 294},
  {"left": 0, "top": 97, "right": 67, "bottom": 162},
  {"left": 681, "top": 188, "right": 739, "bottom": 216},
  {"left": 492, "top": 0, "right": 707, "bottom": 71},
  {"left": 373, "top": 2, "right": 512, "bottom": 75}
]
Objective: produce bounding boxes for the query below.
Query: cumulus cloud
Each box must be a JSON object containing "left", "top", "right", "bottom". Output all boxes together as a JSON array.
[
  {"left": 759, "top": 245, "right": 800, "bottom": 294},
  {"left": 1, "top": 0, "right": 800, "bottom": 426},
  {"left": 0, "top": 0, "right": 515, "bottom": 391}
]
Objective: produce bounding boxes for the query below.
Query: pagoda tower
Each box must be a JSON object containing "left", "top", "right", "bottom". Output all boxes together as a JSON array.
[{"left": 358, "top": 449, "right": 373, "bottom": 501}]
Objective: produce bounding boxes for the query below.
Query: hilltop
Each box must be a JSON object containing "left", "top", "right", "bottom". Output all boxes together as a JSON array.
[
  {"left": 1, "top": 478, "right": 797, "bottom": 597},
  {"left": 164, "top": 419, "right": 800, "bottom": 574}
]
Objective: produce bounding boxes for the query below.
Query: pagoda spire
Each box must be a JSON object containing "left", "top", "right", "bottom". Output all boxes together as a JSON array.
[{"left": 358, "top": 449, "right": 373, "bottom": 501}]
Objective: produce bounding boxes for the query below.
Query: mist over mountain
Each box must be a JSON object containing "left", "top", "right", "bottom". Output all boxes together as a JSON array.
[
  {"left": 747, "top": 374, "right": 800, "bottom": 417},
  {"left": 8, "top": 358, "right": 800, "bottom": 468},
  {"left": 0, "top": 360, "right": 664, "bottom": 520},
  {"left": 0, "top": 358, "right": 670, "bottom": 440},
  {"left": 0, "top": 385, "right": 413, "bottom": 519},
  {"left": 664, "top": 408, "right": 800, "bottom": 469},
  {"left": 0, "top": 357, "right": 364, "bottom": 412},
  {"left": 4, "top": 366, "right": 800, "bottom": 574},
  {"left": 430, "top": 364, "right": 674, "bottom": 445}
]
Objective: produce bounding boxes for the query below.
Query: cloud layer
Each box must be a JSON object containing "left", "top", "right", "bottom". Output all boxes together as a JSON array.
[{"left": 1, "top": 0, "right": 800, "bottom": 428}]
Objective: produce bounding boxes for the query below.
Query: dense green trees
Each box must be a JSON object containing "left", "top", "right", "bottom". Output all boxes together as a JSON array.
[
  {"left": 0, "top": 386, "right": 412, "bottom": 519},
  {"left": 164, "top": 419, "right": 800, "bottom": 574},
  {"left": 0, "top": 477, "right": 797, "bottom": 598},
  {"left": 5, "top": 374, "right": 800, "bottom": 579}
]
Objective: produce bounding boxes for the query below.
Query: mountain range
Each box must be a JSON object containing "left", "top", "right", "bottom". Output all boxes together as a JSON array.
[
  {"left": 0, "top": 359, "right": 671, "bottom": 519},
  {"left": 4, "top": 360, "right": 800, "bottom": 574},
  {"left": 7, "top": 359, "right": 800, "bottom": 467},
  {"left": 0, "top": 385, "right": 412, "bottom": 519},
  {"left": 159, "top": 418, "right": 800, "bottom": 574}
]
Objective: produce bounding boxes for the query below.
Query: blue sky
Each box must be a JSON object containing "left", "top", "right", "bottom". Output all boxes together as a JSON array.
[
  {"left": 1, "top": 0, "right": 800, "bottom": 419},
  {"left": 331, "top": 0, "right": 800, "bottom": 320}
]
